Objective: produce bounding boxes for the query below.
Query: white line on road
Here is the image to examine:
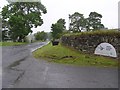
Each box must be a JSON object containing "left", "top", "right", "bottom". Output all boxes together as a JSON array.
[
  {"left": 30, "top": 41, "right": 50, "bottom": 52},
  {"left": 43, "top": 66, "right": 49, "bottom": 81}
]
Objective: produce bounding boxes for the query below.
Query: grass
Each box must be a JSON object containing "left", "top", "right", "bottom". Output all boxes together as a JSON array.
[
  {"left": 33, "top": 43, "right": 118, "bottom": 67},
  {"left": 0, "top": 42, "right": 28, "bottom": 46},
  {"left": 64, "top": 29, "right": 120, "bottom": 37}
]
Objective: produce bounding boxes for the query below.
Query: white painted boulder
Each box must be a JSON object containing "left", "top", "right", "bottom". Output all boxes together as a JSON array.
[{"left": 94, "top": 43, "right": 117, "bottom": 58}]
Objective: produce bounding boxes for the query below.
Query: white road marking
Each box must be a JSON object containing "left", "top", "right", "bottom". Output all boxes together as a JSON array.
[{"left": 43, "top": 66, "right": 49, "bottom": 81}]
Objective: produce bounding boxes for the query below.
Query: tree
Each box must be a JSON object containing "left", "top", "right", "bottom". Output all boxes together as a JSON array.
[
  {"left": 2, "top": 2, "right": 47, "bottom": 42},
  {"left": 34, "top": 31, "right": 47, "bottom": 41},
  {"left": 87, "top": 12, "right": 104, "bottom": 31},
  {"left": 57, "top": 18, "right": 66, "bottom": 29},
  {"left": 69, "top": 12, "right": 85, "bottom": 32},
  {"left": 51, "top": 18, "right": 66, "bottom": 40}
]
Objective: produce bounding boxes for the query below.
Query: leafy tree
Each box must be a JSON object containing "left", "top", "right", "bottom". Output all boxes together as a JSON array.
[
  {"left": 87, "top": 12, "right": 104, "bottom": 31},
  {"left": 57, "top": 18, "right": 66, "bottom": 29},
  {"left": 2, "top": 2, "right": 47, "bottom": 42},
  {"left": 69, "top": 12, "right": 85, "bottom": 32},
  {"left": 51, "top": 18, "right": 66, "bottom": 40},
  {"left": 68, "top": 12, "right": 105, "bottom": 32},
  {"left": 34, "top": 31, "right": 47, "bottom": 41}
]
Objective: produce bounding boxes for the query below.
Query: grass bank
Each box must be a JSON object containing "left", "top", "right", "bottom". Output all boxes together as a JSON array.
[
  {"left": 64, "top": 29, "right": 120, "bottom": 36},
  {"left": 33, "top": 43, "right": 118, "bottom": 67},
  {"left": 0, "top": 42, "right": 28, "bottom": 46}
]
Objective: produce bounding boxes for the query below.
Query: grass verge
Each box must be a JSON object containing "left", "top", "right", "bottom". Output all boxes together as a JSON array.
[
  {"left": 33, "top": 43, "right": 118, "bottom": 67},
  {"left": 0, "top": 42, "right": 28, "bottom": 46}
]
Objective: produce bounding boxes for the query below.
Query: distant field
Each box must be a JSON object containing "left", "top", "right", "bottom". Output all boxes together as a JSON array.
[
  {"left": 0, "top": 42, "right": 27, "bottom": 46},
  {"left": 33, "top": 43, "right": 118, "bottom": 67}
]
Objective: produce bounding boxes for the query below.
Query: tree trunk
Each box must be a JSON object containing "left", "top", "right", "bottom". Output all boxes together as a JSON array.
[{"left": 18, "top": 36, "right": 23, "bottom": 42}]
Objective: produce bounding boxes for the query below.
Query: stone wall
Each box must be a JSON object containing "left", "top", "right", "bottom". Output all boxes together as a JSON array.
[{"left": 61, "top": 31, "right": 120, "bottom": 59}]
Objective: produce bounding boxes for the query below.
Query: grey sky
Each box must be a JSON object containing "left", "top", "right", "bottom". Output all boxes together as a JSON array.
[{"left": 0, "top": 0, "right": 119, "bottom": 33}]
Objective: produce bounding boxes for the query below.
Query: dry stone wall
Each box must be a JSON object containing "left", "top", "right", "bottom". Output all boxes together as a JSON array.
[{"left": 61, "top": 31, "right": 120, "bottom": 58}]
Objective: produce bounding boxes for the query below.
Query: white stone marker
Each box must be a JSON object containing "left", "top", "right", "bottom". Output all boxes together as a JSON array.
[{"left": 94, "top": 43, "right": 117, "bottom": 57}]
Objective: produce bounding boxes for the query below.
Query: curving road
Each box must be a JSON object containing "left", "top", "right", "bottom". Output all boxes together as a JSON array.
[{"left": 2, "top": 42, "right": 118, "bottom": 88}]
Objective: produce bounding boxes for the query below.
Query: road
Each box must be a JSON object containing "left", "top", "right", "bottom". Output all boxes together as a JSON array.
[
  {"left": 2, "top": 42, "right": 118, "bottom": 88},
  {"left": 2, "top": 42, "right": 48, "bottom": 88}
]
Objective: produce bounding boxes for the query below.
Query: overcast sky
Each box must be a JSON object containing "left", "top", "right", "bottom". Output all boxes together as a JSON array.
[{"left": 0, "top": 0, "right": 119, "bottom": 33}]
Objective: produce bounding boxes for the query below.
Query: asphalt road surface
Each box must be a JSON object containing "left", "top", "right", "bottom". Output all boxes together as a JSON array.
[{"left": 2, "top": 42, "right": 118, "bottom": 88}]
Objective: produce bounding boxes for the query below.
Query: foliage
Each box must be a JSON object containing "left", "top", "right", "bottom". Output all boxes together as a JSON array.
[
  {"left": 51, "top": 18, "right": 66, "bottom": 40},
  {"left": 33, "top": 43, "right": 118, "bottom": 67},
  {"left": 69, "top": 12, "right": 86, "bottom": 32},
  {"left": 34, "top": 31, "right": 47, "bottom": 41},
  {"left": 87, "top": 12, "right": 104, "bottom": 31},
  {"left": 69, "top": 12, "right": 104, "bottom": 32},
  {"left": 2, "top": 2, "right": 47, "bottom": 42}
]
